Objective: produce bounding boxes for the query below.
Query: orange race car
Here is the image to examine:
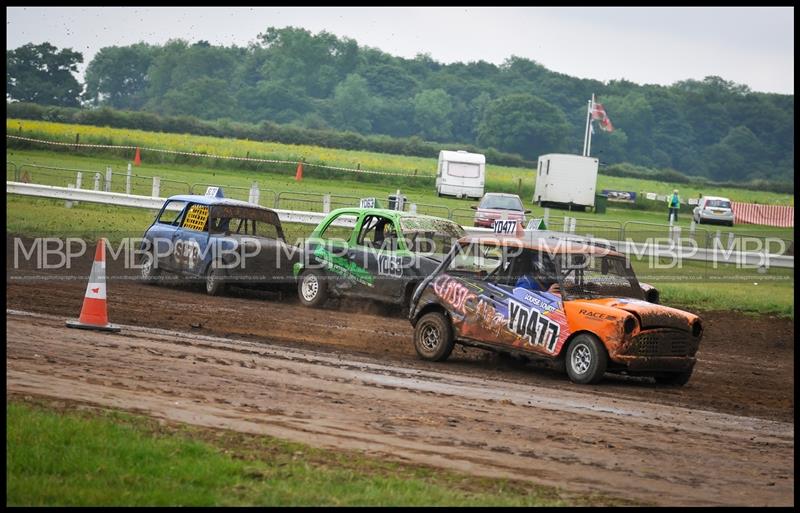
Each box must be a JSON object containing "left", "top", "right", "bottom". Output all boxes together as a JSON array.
[{"left": 408, "top": 234, "right": 703, "bottom": 385}]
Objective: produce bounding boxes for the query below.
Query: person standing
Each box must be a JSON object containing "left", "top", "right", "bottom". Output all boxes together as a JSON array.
[{"left": 667, "top": 189, "right": 680, "bottom": 222}]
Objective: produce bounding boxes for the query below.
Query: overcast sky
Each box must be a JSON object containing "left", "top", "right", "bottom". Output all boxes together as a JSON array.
[{"left": 6, "top": 6, "right": 795, "bottom": 94}]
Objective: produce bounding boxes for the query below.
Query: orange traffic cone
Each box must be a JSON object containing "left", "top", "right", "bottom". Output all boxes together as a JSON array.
[
  {"left": 66, "top": 239, "right": 121, "bottom": 332},
  {"left": 295, "top": 160, "right": 303, "bottom": 181},
  {"left": 134, "top": 147, "right": 141, "bottom": 166}
]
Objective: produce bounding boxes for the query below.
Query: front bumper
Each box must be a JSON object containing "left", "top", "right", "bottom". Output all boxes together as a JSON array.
[
  {"left": 612, "top": 327, "right": 700, "bottom": 371},
  {"left": 613, "top": 355, "right": 696, "bottom": 372}
]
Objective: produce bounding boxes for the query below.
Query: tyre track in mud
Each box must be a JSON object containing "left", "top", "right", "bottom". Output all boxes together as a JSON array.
[{"left": 6, "top": 310, "right": 793, "bottom": 506}]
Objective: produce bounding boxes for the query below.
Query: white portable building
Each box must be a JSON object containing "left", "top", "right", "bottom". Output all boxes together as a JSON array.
[
  {"left": 533, "top": 154, "right": 599, "bottom": 208},
  {"left": 436, "top": 150, "right": 485, "bottom": 199}
]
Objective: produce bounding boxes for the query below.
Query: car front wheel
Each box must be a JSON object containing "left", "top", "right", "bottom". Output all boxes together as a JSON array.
[
  {"left": 565, "top": 334, "right": 608, "bottom": 384},
  {"left": 140, "top": 251, "right": 161, "bottom": 284},
  {"left": 298, "top": 269, "right": 328, "bottom": 307},
  {"left": 414, "top": 311, "right": 454, "bottom": 362}
]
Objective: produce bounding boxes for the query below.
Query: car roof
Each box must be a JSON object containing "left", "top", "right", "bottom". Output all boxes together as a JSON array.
[
  {"left": 457, "top": 234, "right": 625, "bottom": 257},
  {"left": 326, "top": 207, "right": 458, "bottom": 222},
  {"left": 702, "top": 196, "right": 731, "bottom": 202},
  {"left": 165, "top": 194, "right": 274, "bottom": 209},
  {"left": 482, "top": 192, "right": 521, "bottom": 198}
]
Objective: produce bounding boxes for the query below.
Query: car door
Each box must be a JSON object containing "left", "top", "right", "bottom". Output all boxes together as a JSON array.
[
  {"left": 171, "top": 202, "right": 211, "bottom": 276},
  {"left": 348, "top": 214, "right": 409, "bottom": 302},
  {"left": 305, "top": 211, "right": 367, "bottom": 294},
  {"left": 694, "top": 198, "right": 704, "bottom": 221},
  {"left": 146, "top": 199, "right": 189, "bottom": 272},
  {"left": 480, "top": 248, "right": 569, "bottom": 357}
]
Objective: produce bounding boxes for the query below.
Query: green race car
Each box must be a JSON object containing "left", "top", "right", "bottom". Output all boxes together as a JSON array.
[{"left": 294, "top": 207, "right": 465, "bottom": 309}]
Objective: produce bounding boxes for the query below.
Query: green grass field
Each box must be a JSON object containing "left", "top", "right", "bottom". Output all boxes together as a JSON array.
[{"left": 7, "top": 398, "right": 625, "bottom": 506}]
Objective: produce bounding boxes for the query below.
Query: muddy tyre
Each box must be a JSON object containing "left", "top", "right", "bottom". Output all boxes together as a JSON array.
[
  {"left": 414, "top": 312, "right": 454, "bottom": 362},
  {"left": 565, "top": 333, "right": 608, "bottom": 385},
  {"left": 140, "top": 251, "right": 161, "bottom": 284},
  {"left": 654, "top": 368, "right": 694, "bottom": 386},
  {"left": 298, "top": 269, "right": 328, "bottom": 308},
  {"left": 205, "top": 265, "right": 227, "bottom": 296}
]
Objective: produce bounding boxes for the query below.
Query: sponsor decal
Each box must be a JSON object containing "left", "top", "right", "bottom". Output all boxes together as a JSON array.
[
  {"left": 475, "top": 298, "right": 506, "bottom": 337},
  {"left": 377, "top": 254, "right": 403, "bottom": 277},
  {"left": 579, "top": 309, "right": 617, "bottom": 321},
  {"left": 313, "top": 246, "right": 374, "bottom": 286},
  {"left": 433, "top": 275, "right": 476, "bottom": 313},
  {"left": 519, "top": 289, "right": 559, "bottom": 312},
  {"left": 174, "top": 239, "right": 201, "bottom": 269},
  {"left": 507, "top": 298, "right": 560, "bottom": 353}
]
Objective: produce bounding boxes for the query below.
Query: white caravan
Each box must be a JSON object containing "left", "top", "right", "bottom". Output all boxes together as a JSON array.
[
  {"left": 436, "top": 150, "right": 485, "bottom": 199},
  {"left": 533, "top": 153, "right": 599, "bottom": 209}
]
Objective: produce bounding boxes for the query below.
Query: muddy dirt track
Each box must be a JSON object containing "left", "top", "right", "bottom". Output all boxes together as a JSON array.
[{"left": 5, "top": 244, "right": 795, "bottom": 505}]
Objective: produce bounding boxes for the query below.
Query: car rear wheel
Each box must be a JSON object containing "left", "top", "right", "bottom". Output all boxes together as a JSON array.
[
  {"left": 414, "top": 312, "right": 454, "bottom": 362},
  {"left": 565, "top": 334, "right": 608, "bottom": 385},
  {"left": 654, "top": 368, "right": 694, "bottom": 386},
  {"left": 298, "top": 269, "right": 328, "bottom": 307},
  {"left": 205, "top": 266, "right": 227, "bottom": 296}
]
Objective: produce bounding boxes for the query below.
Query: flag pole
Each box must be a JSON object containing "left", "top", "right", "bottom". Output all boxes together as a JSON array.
[
  {"left": 582, "top": 96, "right": 592, "bottom": 156},
  {"left": 587, "top": 93, "right": 596, "bottom": 157}
]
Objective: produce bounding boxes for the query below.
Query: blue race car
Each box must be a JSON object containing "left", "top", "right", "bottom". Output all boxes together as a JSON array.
[{"left": 139, "top": 193, "right": 301, "bottom": 295}]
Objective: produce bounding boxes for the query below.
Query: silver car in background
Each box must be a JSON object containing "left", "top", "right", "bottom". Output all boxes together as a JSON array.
[{"left": 693, "top": 196, "right": 735, "bottom": 226}]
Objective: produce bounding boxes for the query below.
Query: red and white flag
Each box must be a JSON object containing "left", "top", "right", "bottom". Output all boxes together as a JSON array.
[{"left": 591, "top": 102, "right": 614, "bottom": 132}]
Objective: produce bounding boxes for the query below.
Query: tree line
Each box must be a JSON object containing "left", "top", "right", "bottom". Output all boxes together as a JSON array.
[{"left": 6, "top": 27, "right": 794, "bottom": 184}]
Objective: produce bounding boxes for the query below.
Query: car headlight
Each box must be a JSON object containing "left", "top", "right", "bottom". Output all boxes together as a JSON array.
[{"left": 624, "top": 316, "right": 637, "bottom": 334}]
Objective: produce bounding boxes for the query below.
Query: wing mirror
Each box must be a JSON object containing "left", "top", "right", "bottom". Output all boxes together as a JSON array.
[
  {"left": 524, "top": 210, "right": 532, "bottom": 214},
  {"left": 470, "top": 205, "right": 478, "bottom": 210}
]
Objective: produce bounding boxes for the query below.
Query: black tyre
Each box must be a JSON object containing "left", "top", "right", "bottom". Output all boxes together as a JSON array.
[
  {"left": 205, "top": 265, "right": 227, "bottom": 296},
  {"left": 140, "top": 251, "right": 161, "bottom": 284},
  {"left": 298, "top": 269, "right": 328, "bottom": 307},
  {"left": 414, "top": 312, "right": 454, "bottom": 362},
  {"left": 565, "top": 333, "right": 608, "bottom": 384},
  {"left": 654, "top": 368, "right": 694, "bottom": 386}
]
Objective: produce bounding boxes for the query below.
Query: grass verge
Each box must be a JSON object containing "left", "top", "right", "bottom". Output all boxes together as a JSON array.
[{"left": 6, "top": 396, "right": 630, "bottom": 506}]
